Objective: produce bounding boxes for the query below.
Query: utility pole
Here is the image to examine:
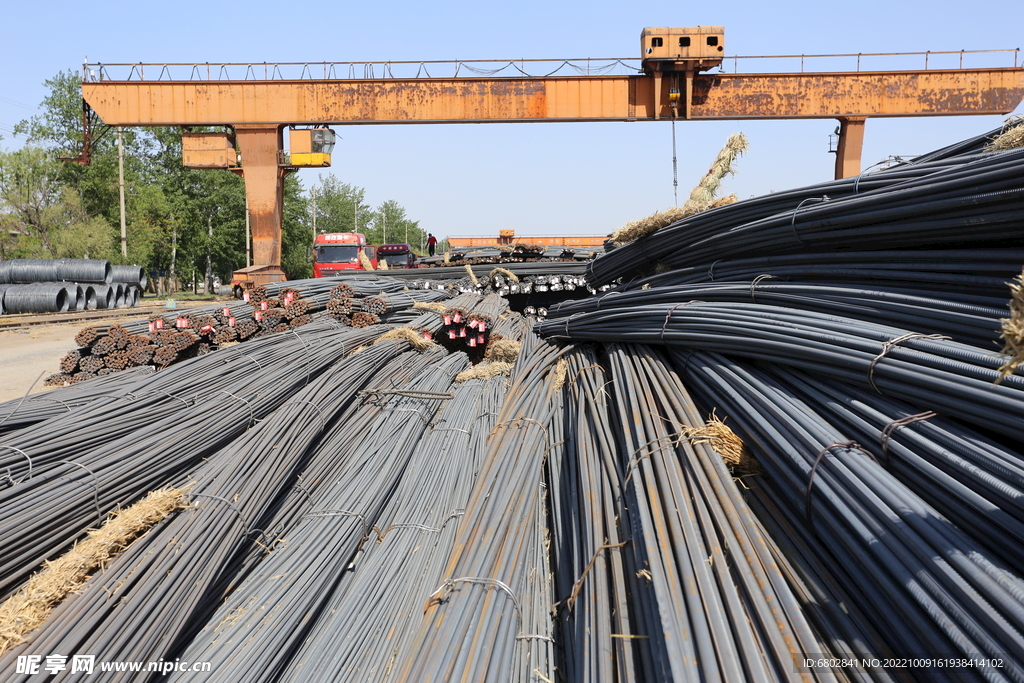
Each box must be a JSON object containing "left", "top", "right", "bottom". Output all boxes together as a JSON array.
[
  {"left": 117, "top": 127, "right": 127, "bottom": 257},
  {"left": 311, "top": 186, "right": 317, "bottom": 239},
  {"left": 205, "top": 214, "right": 214, "bottom": 294},
  {"left": 245, "top": 194, "right": 251, "bottom": 268}
]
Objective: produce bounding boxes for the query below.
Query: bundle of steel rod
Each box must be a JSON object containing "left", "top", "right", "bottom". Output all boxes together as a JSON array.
[
  {"left": 439, "top": 292, "right": 485, "bottom": 343},
  {"left": 549, "top": 281, "right": 1009, "bottom": 348},
  {"left": 0, "top": 322, "right": 386, "bottom": 598},
  {"left": 0, "top": 339, "right": 417, "bottom": 677},
  {"left": 756, "top": 363, "right": 1024, "bottom": 573},
  {"left": 548, "top": 347, "right": 635, "bottom": 682},
  {"left": 676, "top": 350, "right": 1024, "bottom": 678},
  {"left": 587, "top": 130, "right": 1024, "bottom": 287},
  {"left": 173, "top": 352, "right": 470, "bottom": 681},
  {"left": 537, "top": 302, "right": 1024, "bottom": 439},
  {"left": 277, "top": 372, "right": 507, "bottom": 683},
  {"left": 47, "top": 294, "right": 332, "bottom": 385},
  {"left": 600, "top": 344, "right": 839, "bottom": 682},
  {"left": 399, "top": 333, "right": 564, "bottom": 682},
  {"left": 617, "top": 249, "right": 1024, "bottom": 300},
  {"left": 462, "top": 293, "right": 509, "bottom": 348},
  {"left": 0, "top": 366, "right": 155, "bottom": 436}
]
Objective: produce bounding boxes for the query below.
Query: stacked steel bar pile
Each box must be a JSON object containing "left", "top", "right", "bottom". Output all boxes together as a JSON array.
[
  {"left": 174, "top": 352, "right": 471, "bottom": 681},
  {"left": 1, "top": 340, "right": 423, "bottom": 679},
  {"left": 45, "top": 276, "right": 449, "bottom": 386},
  {"left": 535, "top": 124, "right": 1024, "bottom": 678},
  {"left": 0, "top": 258, "right": 147, "bottom": 314},
  {"left": 587, "top": 123, "right": 1024, "bottom": 287},
  {"left": 675, "top": 352, "right": 1024, "bottom": 679},
  {"left": 400, "top": 333, "right": 564, "bottom": 682},
  {"left": 0, "top": 321, "right": 384, "bottom": 598},
  {"left": 278, "top": 372, "right": 507, "bottom": 682}
]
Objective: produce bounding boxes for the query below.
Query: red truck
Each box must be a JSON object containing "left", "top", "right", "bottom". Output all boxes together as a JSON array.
[
  {"left": 312, "top": 233, "right": 378, "bottom": 276},
  {"left": 377, "top": 243, "right": 419, "bottom": 269}
]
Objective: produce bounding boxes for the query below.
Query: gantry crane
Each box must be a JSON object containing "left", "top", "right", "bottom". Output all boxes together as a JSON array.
[{"left": 78, "top": 27, "right": 1024, "bottom": 281}]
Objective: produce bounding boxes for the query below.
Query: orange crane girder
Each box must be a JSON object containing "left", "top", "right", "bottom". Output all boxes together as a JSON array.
[
  {"left": 80, "top": 67, "right": 1024, "bottom": 269},
  {"left": 82, "top": 69, "right": 1024, "bottom": 125}
]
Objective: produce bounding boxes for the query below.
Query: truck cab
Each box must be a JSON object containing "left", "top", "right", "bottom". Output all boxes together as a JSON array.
[
  {"left": 312, "top": 232, "right": 378, "bottom": 276},
  {"left": 377, "top": 243, "right": 419, "bottom": 269}
]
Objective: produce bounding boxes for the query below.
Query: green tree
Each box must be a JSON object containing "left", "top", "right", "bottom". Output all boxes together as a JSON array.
[
  {"left": 282, "top": 174, "right": 312, "bottom": 279},
  {"left": 310, "top": 175, "right": 374, "bottom": 236},
  {"left": 367, "top": 198, "right": 423, "bottom": 248}
]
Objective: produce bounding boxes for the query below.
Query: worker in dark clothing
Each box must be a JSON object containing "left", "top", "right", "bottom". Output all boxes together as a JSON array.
[{"left": 427, "top": 233, "right": 438, "bottom": 257}]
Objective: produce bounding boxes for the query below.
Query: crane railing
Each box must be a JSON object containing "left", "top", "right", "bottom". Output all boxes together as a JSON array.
[{"left": 82, "top": 49, "right": 1021, "bottom": 82}]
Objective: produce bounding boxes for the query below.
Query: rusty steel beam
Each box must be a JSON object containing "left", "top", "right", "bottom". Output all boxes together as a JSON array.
[
  {"left": 81, "top": 68, "right": 1024, "bottom": 266},
  {"left": 83, "top": 68, "right": 1024, "bottom": 125}
]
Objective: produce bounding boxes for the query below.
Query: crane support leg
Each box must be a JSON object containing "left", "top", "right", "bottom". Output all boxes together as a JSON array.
[
  {"left": 235, "top": 126, "right": 285, "bottom": 267},
  {"left": 834, "top": 116, "right": 866, "bottom": 179}
]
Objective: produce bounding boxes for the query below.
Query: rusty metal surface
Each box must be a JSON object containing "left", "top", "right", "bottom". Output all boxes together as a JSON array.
[{"left": 83, "top": 68, "right": 1024, "bottom": 126}]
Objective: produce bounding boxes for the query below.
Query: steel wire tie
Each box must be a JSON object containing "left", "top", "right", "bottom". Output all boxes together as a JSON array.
[
  {"left": 426, "top": 576, "right": 522, "bottom": 620},
  {"left": 880, "top": 411, "right": 937, "bottom": 461},
  {"left": 0, "top": 445, "right": 33, "bottom": 486},
  {"left": 125, "top": 388, "right": 191, "bottom": 408},
  {"left": 302, "top": 509, "right": 369, "bottom": 537},
  {"left": 749, "top": 274, "right": 776, "bottom": 303},
  {"left": 624, "top": 434, "right": 685, "bottom": 483},
  {"left": 216, "top": 390, "right": 257, "bottom": 427},
  {"left": 789, "top": 196, "right": 830, "bottom": 247},
  {"left": 58, "top": 460, "right": 103, "bottom": 528},
  {"left": 707, "top": 259, "right": 721, "bottom": 282},
  {"left": 191, "top": 493, "right": 248, "bottom": 528},
  {"left": 804, "top": 441, "right": 875, "bottom": 530},
  {"left": 282, "top": 399, "right": 330, "bottom": 429},
  {"left": 867, "top": 332, "right": 952, "bottom": 394}
]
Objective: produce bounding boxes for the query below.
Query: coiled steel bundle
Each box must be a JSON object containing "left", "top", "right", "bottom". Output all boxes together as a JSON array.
[
  {"left": 110, "top": 264, "right": 147, "bottom": 289},
  {"left": 0, "top": 258, "right": 113, "bottom": 285},
  {"left": 0, "top": 283, "right": 70, "bottom": 314}
]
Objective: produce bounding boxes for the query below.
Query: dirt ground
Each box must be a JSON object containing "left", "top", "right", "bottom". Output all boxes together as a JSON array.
[{"left": 0, "top": 324, "right": 98, "bottom": 402}]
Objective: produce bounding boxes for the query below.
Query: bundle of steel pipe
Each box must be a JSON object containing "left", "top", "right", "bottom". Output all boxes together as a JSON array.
[
  {"left": 400, "top": 333, "right": 564, "bottom": 682},
  {"left": 0, "top": 340, "right": 418, "bottom": 677},
  {"left": 0, "top": 321, "right": 385, "bottom": 598},
  {"left": 676, "top": 351, "right": 1024, "bottom": 678},
  {"left": 173, "top": 352, "right": 470, "bottom": 681}
]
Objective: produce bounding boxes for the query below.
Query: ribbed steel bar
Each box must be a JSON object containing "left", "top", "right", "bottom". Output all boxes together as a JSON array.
[
  {"left": 173, "top": 352, "right": 470, "bottom": 681},
  {"left": 399, "top": 332, "right": 565, "bottom": 682},
  {"left": 0, "top": 340, "right": 417, "bottom": 681},
  {"left": 676, "top": 350, "right": 1024, "bottom": 680}
]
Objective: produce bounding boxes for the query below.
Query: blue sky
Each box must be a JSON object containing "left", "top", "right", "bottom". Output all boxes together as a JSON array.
[{"left": 1, "top": 0, "right": 1021, "bottom": 239}]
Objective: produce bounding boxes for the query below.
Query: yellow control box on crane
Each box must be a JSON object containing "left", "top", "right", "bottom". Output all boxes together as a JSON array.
[
  {"left": 182, "top": 132, "right": 238, "bottom": 168},
  {"left": 288, "top": 128, "right": 335, "bottom": 167}
]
